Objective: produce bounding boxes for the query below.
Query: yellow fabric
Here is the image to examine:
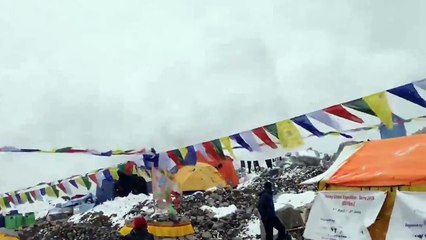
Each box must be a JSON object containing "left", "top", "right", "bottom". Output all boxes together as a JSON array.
[
  {"left": 45, "top": 186, "right": 56, "bottom": 197},
  {"left": 148, "top": 224, "right": 195, "bottom": 237},
  {"left": 221, "top": 137, "right": 236, "bottom": 159},
  {"left": 174, "top": 163, "right": 227, "bottom": 192},
  {"left": 0, "top": 234, "right": 18, "bottom": 240},
  {"left": 112, "top": 150, "right": 124, "bottom": 155},
  {"left": 0, "top": 198, "right": 6, "bottom": 209},
  {"left": 109, "top": 168, "right": 119, "bottom": 180},
  {"left": 19, "top": 192, "right": 28, "bottom": 203},
  {"left": 179, "top": 147, "right": 188, "bottom": 159},
  {"left": 363, "top": 92, "right": 393, "bottom": 128},
  {"left": 75, "top": 177, "right": 85, "bottom": 188},
  {"left": 321, "top": 181, "right": 426, "bottom": 240},
  {"left": 119, "top": 224, "right": 195, "bottom": 237},
  {"left": 118, "top": 226, "right": 132, "bottom": 236},
  {"left": 277, "top": 120, "right": 304, "bottom": 149}
]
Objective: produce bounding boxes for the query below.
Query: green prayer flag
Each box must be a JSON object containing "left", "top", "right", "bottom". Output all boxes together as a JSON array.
[
  {"left": 264, "top": 124, "right": 279, "bottom": 138},
  {"left": 172, "top": 149, "right": 184, "bottom": 163},
  {"left": 343, "top": 99, "right": 376, "bottom": 116},
  {"left": 212, "top": 139, "right": 225, "bottom": 159},
  {"left": 82, "top": 176, "right": 92, "bottom": 190},
  {"left": 25, "top": 192, "right": 34, "bottom": 203}
]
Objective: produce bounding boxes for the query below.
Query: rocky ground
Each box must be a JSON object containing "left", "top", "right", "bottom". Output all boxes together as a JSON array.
[{"left": 20, "top": 154, "right": 328, "bottom": 240}]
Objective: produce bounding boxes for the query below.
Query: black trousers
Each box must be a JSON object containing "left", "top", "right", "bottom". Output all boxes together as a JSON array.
[{"left": 262, "top": 216, "right": 288, "bottom": 240}]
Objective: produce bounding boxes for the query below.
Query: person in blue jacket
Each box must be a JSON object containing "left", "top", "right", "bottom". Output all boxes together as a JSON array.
[{"left": 257, "top": 181, "right": 290, "bottom": 240}]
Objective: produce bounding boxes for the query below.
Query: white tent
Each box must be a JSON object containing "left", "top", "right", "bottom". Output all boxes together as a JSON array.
[{"left": 301, "top": 142, "right": 364, "bottom": 185}]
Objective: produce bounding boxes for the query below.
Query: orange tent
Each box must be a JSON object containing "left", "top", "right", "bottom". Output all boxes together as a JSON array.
[
  {"left": 302, "top": 134, "right": 426, "bottom": 240},
  {"left": 196, "top": 152, "right": 240, "bottom": 188},
  {"left": 327, "top": 134, "right": 426, "bottom": 186}
]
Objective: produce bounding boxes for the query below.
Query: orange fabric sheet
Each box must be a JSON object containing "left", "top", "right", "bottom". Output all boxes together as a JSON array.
[{"left": 327, "top": 134, "right": 426, "bottom": 186}]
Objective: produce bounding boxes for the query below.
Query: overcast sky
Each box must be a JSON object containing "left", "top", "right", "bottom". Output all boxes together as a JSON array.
[{"left": 1, "top": 1, "right": 426, "bottom": 192}]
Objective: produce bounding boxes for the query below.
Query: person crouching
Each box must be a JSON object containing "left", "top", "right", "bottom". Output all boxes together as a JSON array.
[{"left": 123, "top": 217, "right": 154, "bottom": 240}]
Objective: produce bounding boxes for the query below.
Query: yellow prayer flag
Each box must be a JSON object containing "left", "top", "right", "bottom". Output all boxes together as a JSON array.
[
  {"left": 0, "top": 198, "right": 6, "bottom": 209},
  {"left": 220, "top": 137, "right": 236, "bottom": 159},
  {"left": 75, "top": 177, "right": 85, "bottom": 188},
  {"left": 179, "top": 147, "right": 188, "bottom": 159},
  {"left": 20, "top": 192, "right": 28, "bottom": 203},
  {"left": 110, "top": 168, "right": 119, "bottom": 180},
  {"left": 277, "top": 120, "right": 304, "bottom": 149},
  {"left": 41, "top": 150, "right": 56, "bottom": 153},
  {"left": 112, "top": 150, "right": 124, "bottom": 155},
  {"left": 46, "top": 187, "right": 56, "bottom": 197},
  {"left": 363, "top": 92, "right": 393, "bottom": 128}
]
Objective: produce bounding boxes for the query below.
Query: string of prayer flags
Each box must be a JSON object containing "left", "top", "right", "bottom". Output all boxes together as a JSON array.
[{"left": 0, "top": 147, "right": 145, "bottom": 157}]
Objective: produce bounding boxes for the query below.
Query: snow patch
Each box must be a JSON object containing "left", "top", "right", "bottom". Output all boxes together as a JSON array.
[
  {"left": 69, "top": 194, "right": 152, "bottom": 227},
  {"left": 200, "top": 205, "right": 237, "bottom": 218},
  {"left": 242, "top": 217, "right": 261, "bottom": 237},
  {"left": 275, "top": 191, "right": 316, "bottom": 210},
  {"left": 2, "top": 197, "right": 66, "bottom": 219},
  {"left": 237, "top": 172, "right": 259, "bottom": 189}
]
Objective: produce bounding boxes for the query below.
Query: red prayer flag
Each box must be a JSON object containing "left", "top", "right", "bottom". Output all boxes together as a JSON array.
[
  {"left": 252, "top": 127, "right": 278, "bottom": 149},
  {"left": 202, "top": 141, "right": 221, "bottom": 160},
  {"left": 167, "top": 151, "right": 183, "bottom": 168},
  {"left": 324, "top": 105, "right": 364, "bottom": 123},
  {"left": 30, "top": 191, "right": 37, "bottom": 199},
  {"left": 88, "top": 174, "right": 98, "bottom": 185},
  {"left": 57, "top": 183, "right": 68, "bottom": 194}
]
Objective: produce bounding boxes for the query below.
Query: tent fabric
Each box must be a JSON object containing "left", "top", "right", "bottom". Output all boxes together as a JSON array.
[
  {"left": 196, "top": 154, "right": 239, "bottom": 188},
  {"left": 0, "top": 234, "right": 18, "bottom": 240},
  {"left": 327, "top": 134, "right": 426, "bottom": 186},
  {"left": 174, "top": 163, "right": 227, "bottom": 192},
  {"left": 301, "top": 143, "right": 364, "bottom": 185}
]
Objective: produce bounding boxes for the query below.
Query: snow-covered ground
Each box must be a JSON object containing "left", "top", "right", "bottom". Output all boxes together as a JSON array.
[
  {"left": 275, "top": 191, "right": 316, "bottom": 210},
  {"left": 69, "top": 193, "right": 152, "bottom": 227},
  {"left": 200, "top": 205, "right": 237, "bottom": 218},
  {"left": 0, "top": 197, "right": 65, "bottom": 218}
]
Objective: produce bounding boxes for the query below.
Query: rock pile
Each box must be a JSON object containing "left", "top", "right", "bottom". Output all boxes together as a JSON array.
[
  {"left": 20, "top": 220, "right": 121, "bottom": 240},
  {"left": 21, "top": 153, "right": 328, "bottom": 239}
]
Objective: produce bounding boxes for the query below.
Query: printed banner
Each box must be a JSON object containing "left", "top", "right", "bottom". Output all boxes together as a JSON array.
[
  {"left": 386, "top": 191, "right": 426, "bottom": 240},
  {"left": 304, "top": 191, "right": 386, "bottom": 240}
]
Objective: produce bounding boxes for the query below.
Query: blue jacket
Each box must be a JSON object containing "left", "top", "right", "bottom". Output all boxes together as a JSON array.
[{"left": 257, "top": 190, "right": 276, "bottom": 220}]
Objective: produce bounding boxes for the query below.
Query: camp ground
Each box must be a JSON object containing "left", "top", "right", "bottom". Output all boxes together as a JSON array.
[{"left": 0, "top": 73, "right": 424, "bottom": 239}]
